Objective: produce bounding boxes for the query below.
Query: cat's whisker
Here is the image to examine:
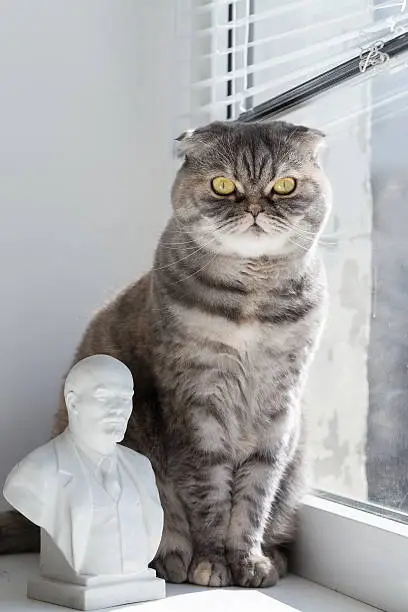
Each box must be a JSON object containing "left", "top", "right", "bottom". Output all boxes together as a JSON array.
[
  {"left": 153, "top": 235, "right": 217, "bottom": 271},
  {"left": 173, "top": 252, "right": 219, "bottom": 285},
  {"left": 162, "top": 228, "right": 204, "bottom": 245},
  {"left": 289, "top": 228, "right": 337, "bottom": 248},
  {"left": 287, "top": 236, "right": 311, "bottom": 253},
  {"left": 264, "top": 221, "right": 313, "bottom": 253},
  {"left": 269, "top": 219, "right": 329, "bottom": 248},
  {"left": 172, "top": 212, "right": 218, "bottom": 237},
  {"left": 158, "top": 240, "right": 204, "bottom": 250},
  {"left": 317, "top": 237, "right": 338, "bottom": 247},
  {"left": 289, "top": 221, "right": 343, "bottom": 244},
  {"left": 217, "top": 218, "right": 244, "bottom": 234},
  {"left": 291, "top": 222, "right": 343, "bottom": 239},
  {"left": 159, "top": 234, "right": 200, "bottom": 246}
]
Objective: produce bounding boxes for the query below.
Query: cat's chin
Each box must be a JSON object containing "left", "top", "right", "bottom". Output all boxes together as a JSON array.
[
  {"left": 247, "top": 224, "right": 265, "bottom": 235},
  {"left": 215, "top": 231, "right": 294, "bottom": 258}
]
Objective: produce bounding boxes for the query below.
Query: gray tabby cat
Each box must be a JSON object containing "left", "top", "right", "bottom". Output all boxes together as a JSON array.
[{"left": 0, "top": 121, "right": 330, "bottom": 588}]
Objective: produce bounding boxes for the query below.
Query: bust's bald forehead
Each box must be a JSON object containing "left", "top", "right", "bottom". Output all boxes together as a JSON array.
[{"left": 64, "top": 355, "right": 133, "bottom": 397}]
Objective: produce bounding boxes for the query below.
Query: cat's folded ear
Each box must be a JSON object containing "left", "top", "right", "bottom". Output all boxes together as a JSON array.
[
  {"left": 296, "top": 125, "right": 327, "bottom": 159},
  {"left": 264, "top": 121, "right": 326, "bottom": 158},
  {"left": 174, "top": 128, "right": 197, "bottom": 158},
  {"left": 174, "top": 121, "right": 231, "bottom": 159}
]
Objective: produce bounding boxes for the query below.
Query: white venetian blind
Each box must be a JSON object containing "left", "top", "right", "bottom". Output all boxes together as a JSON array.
[{"left": 175, "top": 0, "right": 408, "bottom": 129}]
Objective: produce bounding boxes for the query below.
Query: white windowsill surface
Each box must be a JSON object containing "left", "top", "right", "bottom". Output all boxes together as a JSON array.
[{"left": 0, "top": 554, "right": 381, "bottom": 612}]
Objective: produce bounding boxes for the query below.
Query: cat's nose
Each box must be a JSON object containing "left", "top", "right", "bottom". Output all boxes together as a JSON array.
[{"left": 246, "top": 202, "right": 264, "bottom": 218}]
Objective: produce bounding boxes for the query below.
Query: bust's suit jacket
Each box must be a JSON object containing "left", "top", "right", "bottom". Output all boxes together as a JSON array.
[{"left": 3, "top": 431, "right": 163, "bottom": 572}]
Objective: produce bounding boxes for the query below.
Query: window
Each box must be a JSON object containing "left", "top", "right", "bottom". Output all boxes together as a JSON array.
[{"left": 176, "top": 1, "right": 408, "bottom": 609}]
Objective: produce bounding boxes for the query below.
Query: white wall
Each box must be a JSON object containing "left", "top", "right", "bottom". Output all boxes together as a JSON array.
[{"left": 0, "top": 0, "right": 176, "bottom": 507}]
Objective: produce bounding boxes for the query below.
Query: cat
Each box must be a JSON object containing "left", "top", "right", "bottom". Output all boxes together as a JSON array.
[{"left": 0, "top": 120, "right": 330, "bottom": 588}]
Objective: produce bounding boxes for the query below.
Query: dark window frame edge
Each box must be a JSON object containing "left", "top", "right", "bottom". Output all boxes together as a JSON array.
[{"left": 237, "top": 31, "right": 408, "bottom": 123}]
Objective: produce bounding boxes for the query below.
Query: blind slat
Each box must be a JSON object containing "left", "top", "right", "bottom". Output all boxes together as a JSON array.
[
  {"left": 195, "top": 0, "right": 359, "bottom": 28},
  {"left": 183, "top": 0, "right": 394, "bottom": 33},
  {"left": 189, "top": 15, "right": 408, "bottom": 90},
  {"left": 193, "top": 10, "right": 370, "bottom": 57}
]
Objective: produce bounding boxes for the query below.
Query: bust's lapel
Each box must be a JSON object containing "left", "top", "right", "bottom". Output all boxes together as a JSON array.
[{"left": 54, "top": 431, "right": 92, "bottom": 573}]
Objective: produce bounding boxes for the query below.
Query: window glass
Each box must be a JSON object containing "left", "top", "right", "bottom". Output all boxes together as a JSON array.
[{"left": 282, "top": 60, "right": 408, "bottom": 514}]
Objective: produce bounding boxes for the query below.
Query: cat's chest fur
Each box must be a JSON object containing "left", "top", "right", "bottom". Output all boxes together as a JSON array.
[
  {"left": 173, "top": 304, "right": 301, "bottom": 354},
  {"left": 169, "top": 301, "right": 318, "bottom": 404},
  {"left": 168, "top": 303, "right": 308, "bottom": 458}
]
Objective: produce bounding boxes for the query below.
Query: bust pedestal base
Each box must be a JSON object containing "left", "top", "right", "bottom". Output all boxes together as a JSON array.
[{"left": 27, "top": 572, "right": 166, "bottom": 610}]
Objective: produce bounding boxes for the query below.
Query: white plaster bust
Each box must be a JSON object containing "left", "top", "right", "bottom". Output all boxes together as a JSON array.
[{"left": 3, "top": 355, "right": 165, "bottom": 610}]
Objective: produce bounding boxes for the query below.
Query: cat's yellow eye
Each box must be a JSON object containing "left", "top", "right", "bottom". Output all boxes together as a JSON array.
[
  {"left": 211, "top": 176, "right": 236, "bottom": 196},
  {"left": 272, "top": 177, "right": 296, "bottom": 195}
]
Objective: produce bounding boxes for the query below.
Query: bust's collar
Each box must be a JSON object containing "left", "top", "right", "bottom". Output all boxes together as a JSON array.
[{"left": 66, "top": 429, "right": 116, "bottom": 472}]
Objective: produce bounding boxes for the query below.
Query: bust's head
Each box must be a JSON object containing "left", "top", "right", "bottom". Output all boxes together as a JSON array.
[{"left": 64, "top": 355, "right": 134, "bottom": 454}]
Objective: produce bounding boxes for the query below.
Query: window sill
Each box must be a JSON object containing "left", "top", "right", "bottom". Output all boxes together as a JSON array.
[
  {"left": 294, "top": 495, "right": 408, "bottom": 612},
  {"left": 0, "top": 553, "right": 380, "bottom": 612}
]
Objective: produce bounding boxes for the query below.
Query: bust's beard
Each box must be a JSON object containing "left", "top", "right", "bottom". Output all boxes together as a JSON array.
[{"left": 103, "top": 422, "right": 126, "bottom": 441}]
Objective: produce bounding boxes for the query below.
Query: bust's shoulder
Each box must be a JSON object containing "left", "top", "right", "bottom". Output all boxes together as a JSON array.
[
  {"left": 3, "top": 438, "right": 61, "bottom": 527},
  {"left": 6, "top": 438, "right": 58, "bottom": 487}
]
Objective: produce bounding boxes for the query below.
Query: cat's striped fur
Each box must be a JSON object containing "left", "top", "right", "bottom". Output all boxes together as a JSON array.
[{"left": 0, "top": 121, "right": 330, "bottom": 588}]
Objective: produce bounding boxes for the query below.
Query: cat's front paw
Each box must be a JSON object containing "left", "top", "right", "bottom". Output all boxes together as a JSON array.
[
  {"left": 152, "top": 550, "right": 191, "bottom": 584},
  {"left": 188, "top": 555, "right": 232, "bottom": 587},
  {"left": 228, "top": 551, "right": 280, "bottom": 588}
]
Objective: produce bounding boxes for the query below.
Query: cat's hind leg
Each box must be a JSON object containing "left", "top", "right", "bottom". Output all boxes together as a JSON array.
[
  {"left": 151, "top": 477, "right": 193, "bottom": 584},
  {"left": 262, "top": 446, "right": 306, "bottom": 578}
]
